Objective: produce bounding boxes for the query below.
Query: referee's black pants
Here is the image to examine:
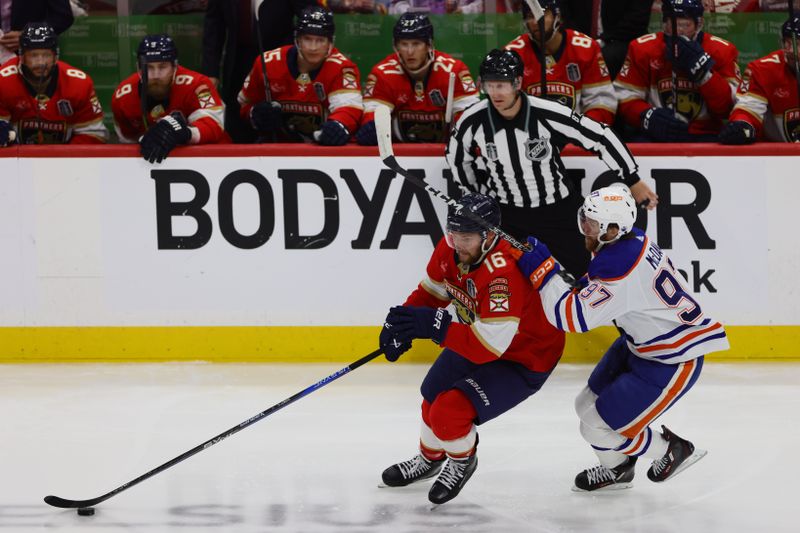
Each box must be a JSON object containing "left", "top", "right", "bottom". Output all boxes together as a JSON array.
[{"left": 499, "top": 194, "right": 590, "bottom": 279}]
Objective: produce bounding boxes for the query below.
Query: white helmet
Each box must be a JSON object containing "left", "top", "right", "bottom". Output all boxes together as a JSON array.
[{"left": 578, "top": 185, "right": 637, "bottom": 248}]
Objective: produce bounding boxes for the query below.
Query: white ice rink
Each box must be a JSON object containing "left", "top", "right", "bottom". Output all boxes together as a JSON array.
[{"left": 1, "top": 361, "right": 798, "bottom": 532}]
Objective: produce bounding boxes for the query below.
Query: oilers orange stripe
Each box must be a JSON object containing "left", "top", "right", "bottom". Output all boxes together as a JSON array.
[
  {"left": 565, "top": 292, "right": 576, "bottom": 332},
  {"left": 621, "top": 360, "right": 695, "bottom": 439},
  {"left": 624, "top": 432, "right": 645, "bottom": 455},
  {"left": 638, "top": 323, "right": 723, "bottom": 353}
]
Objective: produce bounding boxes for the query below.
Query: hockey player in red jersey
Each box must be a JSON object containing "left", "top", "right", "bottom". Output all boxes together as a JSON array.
[
  {"left": 614, "top": 0, "right": 741, "bottom": 142},
  {"left": 517, "top": 185, "right": 729, "bottom": 491},
  {"left": 504, "top": 0, "right": 617, "bottom": 126},
  {"left": 238, "top": 6, "right": 363, "bottom": 145},
  {"left": 0, "top": 22, "right": 107, "bottom": 146},
  {"left": 355, "top": 13, "right": 479, "bottom": 145},
  {"left": 720, "top": 15, "right": 800, "bottom": 144},
  {"left": 112, "top": 34, "right": 228, "bottom": 164},
  {"left": 378, "top": 194, "right": 565, "bottom": 505}
]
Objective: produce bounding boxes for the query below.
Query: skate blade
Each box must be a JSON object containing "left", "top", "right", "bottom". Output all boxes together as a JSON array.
[
  {"left": 571, "top": 482, "right": 633, "bottom": 492},
  {"left": 661, "top": 448, "right": 707, "bottom": 482}
]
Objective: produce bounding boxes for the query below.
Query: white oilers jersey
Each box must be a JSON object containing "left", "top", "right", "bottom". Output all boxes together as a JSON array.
[{"left": 538, "top": 229, "right": 729, "bottom": 363}]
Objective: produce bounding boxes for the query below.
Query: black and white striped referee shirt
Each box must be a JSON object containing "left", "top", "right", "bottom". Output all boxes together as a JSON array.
[{"left": 446, "top": 94, "right": 640, "bottom": 208}]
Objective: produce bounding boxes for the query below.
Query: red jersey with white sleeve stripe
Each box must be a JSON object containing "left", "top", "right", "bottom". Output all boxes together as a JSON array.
[
  {"left": 0, "top": 57, "right": 107, "bottom": 144},
  {"left": 505, "top": 30, "right": 617, "bottom": 125},
  {"left": 238, "top": 45, "right": 363, "bottom": 141},
  {"left": 615, "top": 31, "right": 740, "bottom": 136},
  {"left": 111, "top": 65, "right": 228, "bottom": 144},
  {"left": 532, "top": 229, "right": 729, "bottom": 363},
  {"left": 361, "top": 50, "right": 479, "bottom": 142},
  {"left": 405, "top": 237, "right": 564, "bottom": 373},
  {"left": 729, "top": 50, "right": 800, "bottom": 142}
]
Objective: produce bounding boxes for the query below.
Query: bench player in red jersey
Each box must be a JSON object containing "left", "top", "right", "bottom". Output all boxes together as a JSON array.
[
  {"left": 237, "top": 6, "right": 363, "bottom": 145},
  {"left": 614, "top": 0, "right": 741, "bottom": 142},
  {"left": 720, "top": 16, "right": 800, "bottom": 144},
  {"left": 504, "top": 0, "right": 617, "bottom": 126},
  {"left": 355, "top": 13, "right": 479, "bottom": 145},
  {"left": 377, "top": 194, "right": 564, "bottom": 505},
  {"left": 0, "top": 22, "right": 107, "bottom": 147},
  {"left": 112, "top": 34, "right": 228, "bottom": 163}
]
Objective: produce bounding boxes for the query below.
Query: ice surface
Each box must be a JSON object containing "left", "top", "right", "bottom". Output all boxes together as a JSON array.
[{"left": 1, "top": 362, "right": 797, "bottom": 532}]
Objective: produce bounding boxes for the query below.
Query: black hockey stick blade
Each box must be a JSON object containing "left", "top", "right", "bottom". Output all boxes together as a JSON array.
[
  {"left": 374, "top": 107, "right": 532, "bottom": 253},
  {"left": 44, "top": 348, "right": 383, "bottom": 510}
]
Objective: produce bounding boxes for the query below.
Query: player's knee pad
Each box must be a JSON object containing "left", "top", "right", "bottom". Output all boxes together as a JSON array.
[
  {"left": 578, "top": 402, "right": 626, "bottom": 450},
  {"left": 574, "top": 385, "right": 598, "bottom": 418},
  {"left": 428, "top": 389, "right": 477, "bottom": 442}
]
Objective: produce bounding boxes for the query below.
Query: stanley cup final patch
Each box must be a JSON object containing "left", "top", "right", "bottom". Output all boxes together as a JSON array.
[
  {"left": 524, "top": 137, "right": 551, "bottom": 162},
  {"left": 567, "top": 63, "right": 581, "bottom": 82}
]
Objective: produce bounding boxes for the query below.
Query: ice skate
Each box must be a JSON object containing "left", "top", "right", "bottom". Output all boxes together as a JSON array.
[
  {"left": 428, "top": 454, "right": 478, "bottom": 505},
  {"left": 380, "top": 454, "right": 445, "bottom": 487},
  {"left": 573, "top": 456, "right": 637, "bottom": 492},
  {"left": 647, "top": 426, "right": 707, "bottom": 483}
]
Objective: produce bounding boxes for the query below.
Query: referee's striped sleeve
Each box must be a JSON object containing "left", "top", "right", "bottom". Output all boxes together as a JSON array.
[
  {"left": 534, "top": 97, "right": 640, "bottom": 184},
  {"left": 446, "top": 103, "right": 484, "bottom": 192}
]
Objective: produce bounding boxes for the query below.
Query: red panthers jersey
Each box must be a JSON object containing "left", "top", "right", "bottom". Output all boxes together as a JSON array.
[
  {"left": 615, "top": 31, "right": 741, "bottom": 135},
  {"left": 404, "top": 237, "right": 564, "bottom": 373},
  {"left": 112, "top": 65, "right": 228, "bottom": 144},
  {"left": 0, "top": 57, "right": 107, "bottom": 144},
  {"left": 729, "top": 50, "right": 800, "bottom": 142},
  {"left": 362, "top": 50, "right": 480, "bottom": 142},
  {"left": 505, "top": 30, "right": 616, "bottom": 125},
  {"left": 238, "top": 45, "right": 363, "bottom": 141}
]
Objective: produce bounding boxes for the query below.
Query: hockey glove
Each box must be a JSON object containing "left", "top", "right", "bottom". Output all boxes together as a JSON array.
[
  {"left": 718, "top": 121, "right": 756, "bottom": 145},
  {"left": 314, "top": 120, "right": 350, "bottom": 146},
  {"left": 140, "top": 112, "right": 192, "bottom": 164},
  {"left": 356, "top": 120, "right": 378, "bottom": 146},
  {"left": 516, "top": 237, "right": 561, "bottom": 290},
  {"left": 379, "top": 320, "right": 412, "bottom": 362},
  {"left": 665, "top": 35, "right": 714, "bottom": 84},
  {"left": 386, "top": 305, "right": 452, "bottom": 345},
  {"left": 250, "top": 101, "right": 282, "bottom": 133},
  {"left": 0, "top": 120, "right": 14, "bottom": 147},
  {"left": 640, "top": 108, "right": 689, "bottom": 142}
]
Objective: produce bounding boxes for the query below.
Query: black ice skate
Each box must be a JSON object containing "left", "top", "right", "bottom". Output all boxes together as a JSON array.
[
  {"left": 647, "top": 426, "right": 707, "bottom": 483},
  {"left": 381, "top": 454, "right": 445, "bottom": 487},
  {"left": 572, "top": 456, "right": 637, "bottom": 492},
  {"left": 428, "top": 454, "right": 478, "bottom": 505}
]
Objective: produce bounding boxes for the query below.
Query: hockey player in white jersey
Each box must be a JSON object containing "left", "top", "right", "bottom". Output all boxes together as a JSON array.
[{"left": 515, "top": 185, "right": 729, "bottom": 491}]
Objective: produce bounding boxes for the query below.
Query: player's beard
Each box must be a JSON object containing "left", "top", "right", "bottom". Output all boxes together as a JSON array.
[
  {"left": 147, "top": 79, "right": 172, "bottom": 101},
  {"left": 584, "top": 235, "right": 600, "bottom": 253}
]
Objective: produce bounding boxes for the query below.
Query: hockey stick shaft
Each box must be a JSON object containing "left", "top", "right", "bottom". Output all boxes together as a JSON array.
[
  {"left": 444, "top": 71, "right": 456, "bottom": 140},
  {"left": 671, "top": 15, "right": 679, "bottom": 113},
  {"left": 44, "top": 348, "right": 383, "bottom": 509},
  {"left": 790, "top": 1, "right": 800, "bottom": 113},
  {"left": 524, "top": 0, "right": 547, "bottom": 97},
  {"left": 374, "top": 107, "right": 531, "bottom": 252}
]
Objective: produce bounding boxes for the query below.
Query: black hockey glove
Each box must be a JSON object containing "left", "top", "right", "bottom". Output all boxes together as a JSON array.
[
  {"left": 665, "top": 35, "right": 715, "bottom": 84},
  {"left": 379, "top": 320, "right": 412, "bottom": 362},
  {"left": 356, "top": 120, "right": 378, "bottom": 146},
  {"left": 640, "top": 107, "right": 689, "bottom": 142},
  {"left": 0, "top": 120, "right": 14, "bottom": 148},
  {"left": 314, "top": 120, "right": 350, "bottom": 146},
  {"left": 250, "top": 101, "right": 282, "bottom": 133},
  {"left": 718, "top": 121, "right": 756, "bottom": 145},
  {"left": 386, "top": 305, "right": 452, "bottom": 345},
  {"left": 140, "top": 112, "right": 192, "bottom": 164}
]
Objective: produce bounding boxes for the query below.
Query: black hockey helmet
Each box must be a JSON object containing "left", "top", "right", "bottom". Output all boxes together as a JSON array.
[
  {"left": 446, "top": 193, "right": 501, "bottom": 236},
  {"left": 137, "top": 34, "right": 178, "bottom": 64},
  {"left": 479, "top": 49, "right": 524, "bottom": 82},
  {"left": 521, "top": 0, "right": 560, "bottom": 19},
  {"left": 782, "top": 15, "right": 800, "bottom": 40},
  {"left": 662, "top": 0, "right": 704, "bottom": 22},
  {"left": 19, "top": 22, "right": 58, "bottom": 53},
  {"left": 295, "top": 6, "right": 335, "bottom": 40},
  {"left": 393, "top": 13, "right": 434, "bottom": 43}
]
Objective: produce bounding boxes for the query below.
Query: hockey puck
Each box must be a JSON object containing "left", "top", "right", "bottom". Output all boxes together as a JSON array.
[{"left": 77, "top": 507, "right": 95, "bottom": 516}]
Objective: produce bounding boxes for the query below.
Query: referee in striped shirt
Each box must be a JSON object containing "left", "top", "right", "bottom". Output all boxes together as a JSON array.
[{"left": 446, "top": 49, "right": 657, "bottom": 277}]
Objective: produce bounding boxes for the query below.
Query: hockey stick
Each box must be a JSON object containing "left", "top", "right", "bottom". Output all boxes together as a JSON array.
[
  {"left": 790, "top": 1, "right": 800, "bottom": 118},
  {"left": 523, "top": 0, "right": 548, "bottom": 97},
  {"left": 670, "top": 15, "right": 679, "bottom": 114},
  {"left": 443, "top": 71, "right": 456, "bottom": 139},
  {"left": 44, "top": 348, "right": 383, "bottom": 510},
  {"left": 374, "top": 106, "right": 531, "bottom": 252},
  {"left": 253, "top": 0, "right": 278, "bottom": 143}
]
